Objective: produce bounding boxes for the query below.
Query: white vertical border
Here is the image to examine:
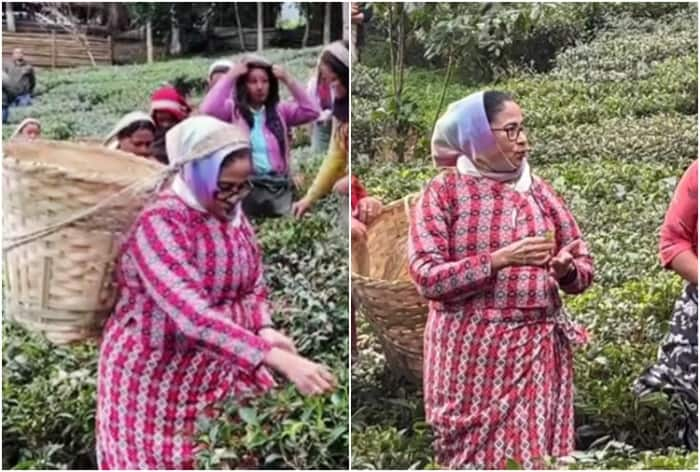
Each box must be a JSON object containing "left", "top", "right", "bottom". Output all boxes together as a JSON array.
[{"left": 346, "top": 1, "right": 354, "bottom": 470}]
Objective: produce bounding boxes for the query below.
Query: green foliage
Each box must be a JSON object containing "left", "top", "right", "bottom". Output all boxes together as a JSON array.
[
  {"left": 2, "top": 325, "right": 99, "bottom": 469},
  {"left": 196, "top": 375, "right": 348, "bottom": 469},
  {"left": 356, "top": 3, "right": 697, "bottom": 162},
  {"left": 529, "top": 113, "right": 696, "bottom": 167},
  {"left": 414, "top": 3, "right": 575, "bottom": 80},
  {"left": 553, "top": 10, "right": 698, "bottom": 82},
  {"left": 352, "top": 424, "right": 434, "bottom": 470},
  {"left": 2, "top": 48, "right": 322, "bottom": 141},
  {"left": 567, "top": 443, "right": 698, "bottom": 469},
  {"left": 351, "top": 64, "right": 384, "bottom": 159},
  {"left": 354, "top": 34, "right": 697, "bottom": 162},
  {"left": 367, "top": 2, "right": 696, "bottom": 78}
]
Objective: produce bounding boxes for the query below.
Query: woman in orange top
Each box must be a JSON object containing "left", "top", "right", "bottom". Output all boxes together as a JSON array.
[{"left": 635, "top": 159, "right": 698, "bottom": 450}]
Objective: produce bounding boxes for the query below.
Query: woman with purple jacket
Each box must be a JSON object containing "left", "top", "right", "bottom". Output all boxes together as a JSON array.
[{"left": 199, "top": 54, "right": 320, "bottom": 218}]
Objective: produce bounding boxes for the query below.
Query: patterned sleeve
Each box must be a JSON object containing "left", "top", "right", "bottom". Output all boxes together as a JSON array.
[
  {"left": 540, "top": 180, "right": 594, "bottom": 294},
  {"left": 277, "top": 78, "right": 321, "bottom": 127},
  {"left": 659, "top": 160, "right": 698, "bottom": 268},
  {"left": 131, "top": 210, "right": 271, "bottom": 371},
  {"left": 199, "top": 71, "right": 237, "bottom": 122},
  {"left": 408, "top": 175, "right": 494, "bottom": 302},
  {"left": 304, "top": 122, "right": 348, "bottom": 204}
]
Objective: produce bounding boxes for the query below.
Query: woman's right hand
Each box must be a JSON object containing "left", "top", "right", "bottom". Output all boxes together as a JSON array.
[
  {"left": 292, "top": 197, "right": 313, "bottom": 219},
  {"left": 351, "top": 218, "right": 367, "bottom": 242},
  {"left": 491, "top": 236, "right": 555, "bottom": 270},
  {"left": 229, "top": 62, "right": 248, "bottom": 77},
  {"left": 264, "top": 348, "right": 337, "bottom": 396}
]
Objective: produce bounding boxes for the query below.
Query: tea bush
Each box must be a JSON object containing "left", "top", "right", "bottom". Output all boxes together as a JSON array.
[
  {"left": 2, "top": 325, "right": 99, "bottom": 468},
  {"left": 2, "top": 47, "right": 348, "bottom": 469},
  {"left": 2, "top": 47, "right": 323, "bottom": 141},
  {"left": 352, "top": 8, "right": 697, "bottom": 161},
  {"left": 553, "top": 11, "right": 697, "bottom": 82},
  {"left": 363, "top": 3, "right": 694, "bottom": 79}
]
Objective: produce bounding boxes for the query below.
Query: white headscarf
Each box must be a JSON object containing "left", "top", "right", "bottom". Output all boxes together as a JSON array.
[
  {"left": 11, "top": 118, "right": 41, "bottom": 140},
  {"left": 103, "top": 111, "right": 154, "bottom": 150},
  {"left": 432, "top": 91, "right": 527, "bottom": 183},
  {"left": 208, "top": 59, "right": 233, "bottom": 81},
  {"left": 323, "top": 41, "right": 349, "bottom": 68},
  {"left": 165, "top": 116, "right": 250, "bottom": 223}
]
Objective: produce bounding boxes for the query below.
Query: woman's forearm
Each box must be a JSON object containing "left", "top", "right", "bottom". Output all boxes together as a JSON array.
[{"left": 668, "top": 249, "right": 698, "bottom": 285}]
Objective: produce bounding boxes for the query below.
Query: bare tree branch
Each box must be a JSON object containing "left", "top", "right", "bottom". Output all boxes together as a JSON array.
[{"left": 34, "top": 2, "right": 97, "bottom": 66}]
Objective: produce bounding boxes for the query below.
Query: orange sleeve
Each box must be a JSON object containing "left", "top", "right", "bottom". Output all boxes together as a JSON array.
[{"left": 659, "top": 160, "right": 698, "bottom": 268}]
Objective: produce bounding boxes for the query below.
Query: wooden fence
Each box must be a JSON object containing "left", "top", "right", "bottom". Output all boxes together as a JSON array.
[{"left": 2, "top": 32, "right": 112, "bottom": 69}]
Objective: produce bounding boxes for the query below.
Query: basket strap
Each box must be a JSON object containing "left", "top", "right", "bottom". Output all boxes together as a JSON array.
[
  {"left": 3, "top": 148, "right": 243, "bottom": 252},
  {"left": 3, "top": 169, "right": 174, "bottom": 252},
  {"left": 403, "top": 193, "right": 418, "bottom": 220}
]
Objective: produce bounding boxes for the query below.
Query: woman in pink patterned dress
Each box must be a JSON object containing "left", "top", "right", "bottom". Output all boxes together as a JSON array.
[
  {"left": 96, "top": 116, "right": 336, "bottom": 469},
  {"left": 408, "top": 91, "right": 594, "bottom": 469}
]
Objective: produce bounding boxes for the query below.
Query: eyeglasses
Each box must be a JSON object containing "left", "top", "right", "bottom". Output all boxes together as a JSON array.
[
  {"left": 491, "top": 124, "right": 527, "bottom": 142},
  {"left": 214, "top": 180, "right": 252, "bottom": 202}
]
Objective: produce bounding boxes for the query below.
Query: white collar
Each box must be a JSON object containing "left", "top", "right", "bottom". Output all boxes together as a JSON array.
[
  {"left": 172, "top": 174, "right": 207, "bottom": 212},
  {"left": 456, "top": 155, "right": 532, "bottom": 192}
]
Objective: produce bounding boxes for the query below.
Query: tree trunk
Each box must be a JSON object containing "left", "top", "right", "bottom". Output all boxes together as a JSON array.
[
  {"left": 234, "top": 3, "right": 246, "bottom": 51},
  {"left": 431, "top": 53, "right": 454, "bottom": 135},
  {"left": 323, "top": 2, "right": 331, "bottom": 44},
  {"left": 342, "top": 1, "right": 349, "bottom": 41},
  {"left": 257, "top": 3, "right": 264, "bottom": 52},
  {"left": 388, "top": 5, "right": 396, "bottom": 97},
  {"left": 146, "top": 20, "right": 153, "bottom": 64},
  {"left": 6, "top": 2, "right": 16, "bottom": 32},
  {"left": 200, "top": 6, "right": 213, "bottom": 53},
  {"left": 397, "top": 5, "right": 406, "bottom": 96},
  {"left": 301, "top": 8, "right": 310, "bottom": 47},
  {"left": 398, "top": 6, "right": 407, "bottom": 162},
  {"left": 169, "top": 7, "right": 182, "bottom": 56},
  {"left": 105, "top": 3, "right": 128, "bottom": 33},
  {"left": 391, "top": 4, "right": 407, "bottom": 163}
]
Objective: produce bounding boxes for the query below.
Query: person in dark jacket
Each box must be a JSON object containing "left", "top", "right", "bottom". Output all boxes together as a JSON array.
[{"left": 3, "top": 48, "right": 36, "bottom": 106}]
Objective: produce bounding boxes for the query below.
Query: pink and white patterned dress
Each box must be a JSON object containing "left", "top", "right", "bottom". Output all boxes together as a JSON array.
[
  {"left": 409, "top": 171, "right": 594, "bottom": 469},
  {"left": 97, "top": 191, "right": 275, "bottom": 469}
]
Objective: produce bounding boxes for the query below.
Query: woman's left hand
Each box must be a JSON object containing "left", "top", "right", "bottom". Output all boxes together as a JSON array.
[
  {"left": 259, "top": 328, "right": 297, "bottom": 354},
  {"left": 272, "top": 65, "right": 290, "bottom": 83},
  {"left": 292, "top": 197, "right": 313, "bottom": 219},
  {"left": 549, "top": 240, "right": 585, "bottom": 279},
  {"left": 355, "top": 197, "right": 382, "bottom": 225}
]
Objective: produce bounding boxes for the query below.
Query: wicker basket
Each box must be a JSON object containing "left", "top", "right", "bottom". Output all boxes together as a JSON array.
[
  {"left": 351, "top": 195, "right": 428, "bottom": 383},
  {"left": 74, "top": 137, "right": 106, "bottom": 146},
  {"left": 3, "top": 139, "right": 165, "bottom": 344}
]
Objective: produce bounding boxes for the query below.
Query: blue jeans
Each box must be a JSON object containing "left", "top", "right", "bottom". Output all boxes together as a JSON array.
[
  {"left": 2, "top": 106, "right": 8, "bottom": 124},
  {"left": 311, "top": 120, "right": 332, "bottom": 155},
  {"left": 13, "top": 94, "right": 32, "bottom": 107}
]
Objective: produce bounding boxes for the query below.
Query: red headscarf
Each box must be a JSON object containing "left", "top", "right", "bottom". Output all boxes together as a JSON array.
[
  {"left": 350, "top": 176, "right": 367, "bottom": 211},
  {"left": 150, "top": 85, "right": 190, "bottom": 122}
]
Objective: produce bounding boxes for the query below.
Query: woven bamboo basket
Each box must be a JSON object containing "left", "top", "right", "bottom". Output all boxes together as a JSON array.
[
  {"left": 3, "top": 139, "right": 165, "bottom": 344},
  {"left": 351, "top": 195, "right": 428, "bottom": 383},
  {"left": 74, "top": 137, "right": 106, "bottom": 146}
]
